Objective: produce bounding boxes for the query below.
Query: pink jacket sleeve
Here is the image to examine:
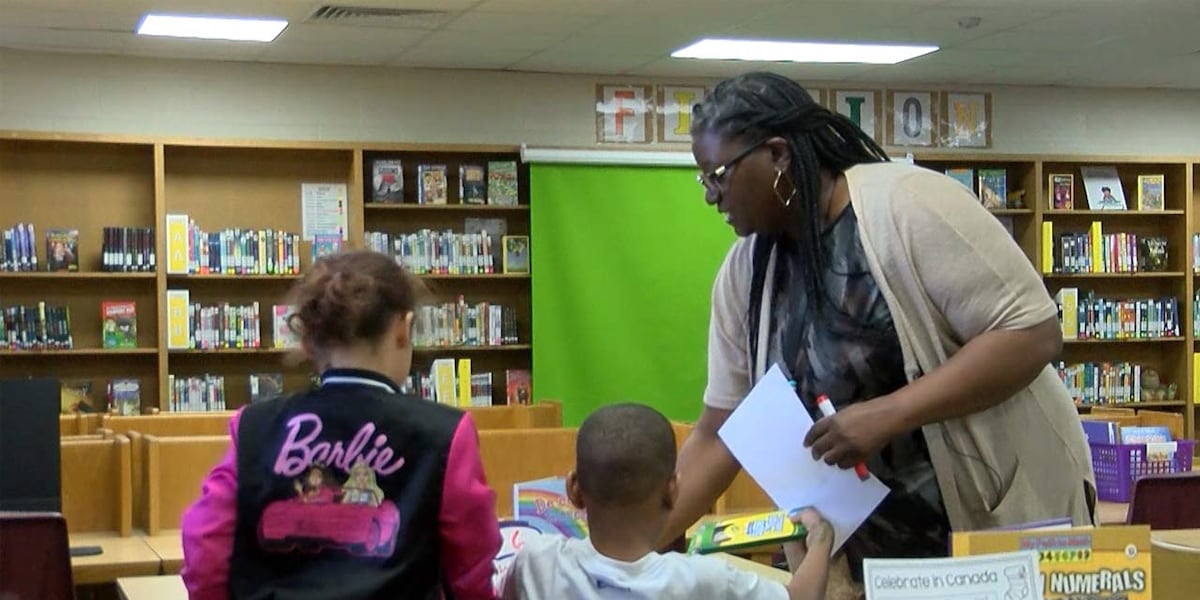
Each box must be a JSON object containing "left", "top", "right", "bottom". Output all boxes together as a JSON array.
[
  {"left": 439, "top": 412, "right": 502, "bottom": 600},
  {"left": 180, "top": 409, "right": 243, "bottom": 600}
]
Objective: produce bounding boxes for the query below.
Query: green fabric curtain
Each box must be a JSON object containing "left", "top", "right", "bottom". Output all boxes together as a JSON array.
[{"left": 530, "top": 163, "right": 736, "bottom": 426}]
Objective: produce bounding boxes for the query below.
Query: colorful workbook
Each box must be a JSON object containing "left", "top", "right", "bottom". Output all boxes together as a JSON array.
[
  {"left": 512, "top": 476, "right": 588, "bottom": 539},
  {"left": 951, "top": 525, "right": 1151, "bottom": 600}
]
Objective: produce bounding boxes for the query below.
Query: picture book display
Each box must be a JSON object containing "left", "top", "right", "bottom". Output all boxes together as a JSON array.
[
  {"left": 502, "top": 235, "right": 529, "bottom": 274},
  {"left": 60, "top": 380, "right": 95, "bottom": 414},
  {"left": 418, "top": 164, "right": 448, "bottom": 204},
  {"left": 1049, "top": 173, "right": 1074, "bottom": 210},
  {"left": 951, "top": 525, "right": 1151, "bottom": 600},
  {"left": 44, "top": 228, "right": 78, "bottom": 272},
  {"left": 102, "top": 301, "right": 137, "bottom": 349},
  {"left": 107, "top": 378, "right": 141, "bottom": 416},
  {"left": 250, "top": 373, "right": 285, "bottom": 404},
  {"left": 945, "top": 168, "right": 974, "bottom": 193},
  {"left": 1080, "top": 166, "right": 1126, "bottom": 210},
  {"left": 460, "top": 164, "right": 486, "bottom": 204},
  {"left": 311, "top": 233, "right": 343, "bottom": 263},
  {"left": 505, "top": 369, "right": 531, "bottom": 405},
  {"left": 371, "top": 159, "right": 404, "bottom": 203},
  {"left": 487, "top": 160, "right": 519, "bottom": 206},
  {"left": 512, "top": 477, "right": 588, "bottom": 538},
  {"left": 273, "top": 305, "right": 300, "bottom": 349},
  {"left": 977, "top": 168, "right": 1007, "bottom": 209},
  {"left": 1136, "top": 174, "right": 1164, "bottom": 211}
]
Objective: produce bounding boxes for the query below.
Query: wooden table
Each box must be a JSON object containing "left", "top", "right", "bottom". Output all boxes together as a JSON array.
[
  {"left": 69, "top": 532, "right": 161, "bottom": 585},
  {"left": 1150, "top": 529, "right": 1200, "bottom": 600},
  {"left": 1096, "top": 500, "right": 1128, "bottom": 524},
  {"left": 143, "top": 529, "right": 184, "bottom": 574},
  {"left": 117, "top": 574, "right": 186, "bottom": 600},
  {"left": 713, "top": 552, "right": 790, "bottom": 585}
]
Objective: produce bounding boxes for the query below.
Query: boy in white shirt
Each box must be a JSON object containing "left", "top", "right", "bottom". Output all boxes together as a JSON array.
[{"left": 500, "top": 403, "right": 833, "bottom": 600}]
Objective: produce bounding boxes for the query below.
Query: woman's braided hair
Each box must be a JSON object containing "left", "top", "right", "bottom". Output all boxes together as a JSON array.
[{"left": 691, "top": 72, "right": 889, "bottom": 315}]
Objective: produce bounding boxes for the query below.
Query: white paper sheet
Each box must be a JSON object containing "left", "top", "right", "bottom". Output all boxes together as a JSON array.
[
  {"left": 300, "top": 182, "right": 348, "bottom": 241},
  {"left": 863, "top": 550, "right": 1044, "bottom": 600},
  {"left": 717, "top": 364, "right": 890, "bottom": 553}
]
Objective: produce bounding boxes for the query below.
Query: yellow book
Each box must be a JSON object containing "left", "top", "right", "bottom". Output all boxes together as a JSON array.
[
  {"left": 1041, "top": 221, "right": 1054, "bottom": 273},
  {"left": 432, "top": 358, "right": 456, "bottom": 405},
  {"left": 166, "top": 289, "right": 190, "bottom": 349},
  {"left": 951, "top": 525, "right": 1151, "bottom": 600},
  {"left": 1089, "top": 221, "right": 1103, "bottom": 273},
  {"left": 457, "top": 358, "right": 471, "bottom": 407},
  {"left": 165, "top": 213, "right": 189, "bottom": 275},
  {"left": 1193, "top": 353, "right": 1200, "bottom": 404},
  {"left": 1056, "top": 287, "right": 1078, "bottom": 339}
]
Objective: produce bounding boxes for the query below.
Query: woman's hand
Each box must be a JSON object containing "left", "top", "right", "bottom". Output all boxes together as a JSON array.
[{"left": 803, "top": 397, "right": 903, "bottom": 469}]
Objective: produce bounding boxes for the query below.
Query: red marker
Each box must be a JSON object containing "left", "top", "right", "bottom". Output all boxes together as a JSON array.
[{"left": 815, "top": 394, "right": 870, "bottom": 481}]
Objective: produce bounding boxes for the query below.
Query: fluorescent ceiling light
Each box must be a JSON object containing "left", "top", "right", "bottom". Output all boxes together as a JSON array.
[
  {"left": 671, "top": 38, "right": 938, "bottom": 65},
  {"left": 136, "top": 14, "right": 288, "bottom": 43}
]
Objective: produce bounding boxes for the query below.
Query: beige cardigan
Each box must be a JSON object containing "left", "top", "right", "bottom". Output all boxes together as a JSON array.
[{"left": 704, "top": 161, "right": 1096, "bottom": 532}]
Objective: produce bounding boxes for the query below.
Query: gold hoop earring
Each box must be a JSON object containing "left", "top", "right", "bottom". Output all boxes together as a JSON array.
[{"left": 773, "top": 169, "right": 797, "bottom": 207}]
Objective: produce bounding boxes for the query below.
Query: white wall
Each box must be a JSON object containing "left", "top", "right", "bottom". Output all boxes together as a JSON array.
[{"left": 2, "top": 48, "right": 1200, "bottom": 156}]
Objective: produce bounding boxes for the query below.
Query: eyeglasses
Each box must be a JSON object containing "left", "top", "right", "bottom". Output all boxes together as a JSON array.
[{"left": 696, "top": 139, "right": 766, "bottom": 192}]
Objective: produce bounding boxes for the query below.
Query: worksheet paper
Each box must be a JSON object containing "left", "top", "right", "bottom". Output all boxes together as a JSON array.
[
  {"left": 717, "top": 364, "right": 891, "bottom": 553},
  {"left": 863, "top": 550, "right": 1044, "bottom": 600}
]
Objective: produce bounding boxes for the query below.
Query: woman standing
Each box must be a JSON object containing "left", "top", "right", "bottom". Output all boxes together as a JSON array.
[{"left": 662, "top": 72, "right": 1095, "bottom": 598}]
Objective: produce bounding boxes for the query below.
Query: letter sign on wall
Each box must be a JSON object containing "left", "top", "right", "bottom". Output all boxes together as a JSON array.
[
  {"left": 888, "top": 90, "right": 935, "bottom": 147},
  {"left": 596, "top": 84, "right": 653, "bottom": 143}
]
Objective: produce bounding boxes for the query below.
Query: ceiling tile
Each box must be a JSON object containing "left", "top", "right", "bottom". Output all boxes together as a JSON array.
[
  {"left": 275, "top": 23, "right": 427, "bottom": 47},
  {"left": 444, "top": 11, "right": 598, "bottom": 35},
  {"left": 417, "top": 29, "right": 566, "bottom": 51},
  {"left": 728, "top": 2, "right": 929, "bottom": 39},
  {"left": 260, "top": 42, "right": 407, "bottom": 66},
  {"left": 472, "top": 0, "right": 638, "bottom": 16},
  {"left": 953, "top": 30, "right": 1110, "bottom": 52}
]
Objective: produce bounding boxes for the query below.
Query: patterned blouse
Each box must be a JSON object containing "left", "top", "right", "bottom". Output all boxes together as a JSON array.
[{"left": 764, "top": 205, "right": 951, "bottom": 581}]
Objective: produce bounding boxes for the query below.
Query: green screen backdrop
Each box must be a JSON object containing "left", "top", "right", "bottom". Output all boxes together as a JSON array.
[{"left": 531, "top": 163, "right": 736, "bottom": 426}]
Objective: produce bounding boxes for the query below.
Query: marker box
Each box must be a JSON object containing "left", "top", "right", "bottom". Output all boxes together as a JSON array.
[{"left": 687, "top": 510, "right": 805, "bottom": 555}]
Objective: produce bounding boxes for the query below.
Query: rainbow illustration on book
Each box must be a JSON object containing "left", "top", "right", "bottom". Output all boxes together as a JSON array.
[{"left": 512, "top": 476, "right": 588, "bottom": 539}]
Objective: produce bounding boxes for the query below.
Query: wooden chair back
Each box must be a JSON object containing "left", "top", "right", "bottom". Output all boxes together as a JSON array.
[
  {"left": 478, "top": 427, "right": 577, "bottom": 518},
  {"left": 143, "top": 434, "right": 231, "bottom": 535},
  {"left": 60, "top": 435, "right": 132, "bottom": 536}
]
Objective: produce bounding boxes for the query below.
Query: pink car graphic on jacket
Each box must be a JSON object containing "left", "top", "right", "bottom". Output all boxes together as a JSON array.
[{"left": 259, "top": 497, "right": 401, "bottom": 558}]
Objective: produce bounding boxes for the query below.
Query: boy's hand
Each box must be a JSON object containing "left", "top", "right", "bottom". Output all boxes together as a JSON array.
[
  {"left": 794, "top": 508, "right": 833, "bottom": 555},
  {"left": 784, "top": 507, "right": 834, "bottom": 600}
]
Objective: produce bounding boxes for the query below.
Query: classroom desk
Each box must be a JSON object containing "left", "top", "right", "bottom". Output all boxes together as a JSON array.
[
  {"left": 117, "top": 574, "right": 186, "bottom": 600},
  {"left": 69, "top": 532, "right": 161, "bottom": 585},
  {"left": 143, "top": 529, "right": 184, "bottom": 574}
]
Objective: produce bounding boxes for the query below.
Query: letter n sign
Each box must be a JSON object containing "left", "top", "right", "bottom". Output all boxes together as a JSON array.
[
  {"left": 596, "top": 84, "right": 653, "bottom": 143},
  {"left": 888, "top": 91, "right": 935, "bottom": 146},
  {"left": 832, "top": 90, "right": 881, "bottom": 145}
]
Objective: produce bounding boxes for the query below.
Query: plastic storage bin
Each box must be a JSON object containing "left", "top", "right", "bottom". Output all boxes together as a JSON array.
[{"left": 1089, "top": 440, "right": 1195, "bottom": 502}]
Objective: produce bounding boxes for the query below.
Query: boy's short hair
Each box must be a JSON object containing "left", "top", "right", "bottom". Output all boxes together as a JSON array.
[{"left": 576, "top": 403, "right": 676, "bottom": 507}]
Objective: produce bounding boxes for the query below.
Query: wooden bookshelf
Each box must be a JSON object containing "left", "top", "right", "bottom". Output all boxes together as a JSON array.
[
  {"left": 915, "top": 153, "right": 1196, "bottom": 442},
  {"left": 5, "top": 132, "right": 1192, "bottom": 437},
  {"left": 0, "top": 137, "right": 160, "bottom": 412},
  {"left": 361, "top": 146, "right": 531, "bottom": 407}
]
